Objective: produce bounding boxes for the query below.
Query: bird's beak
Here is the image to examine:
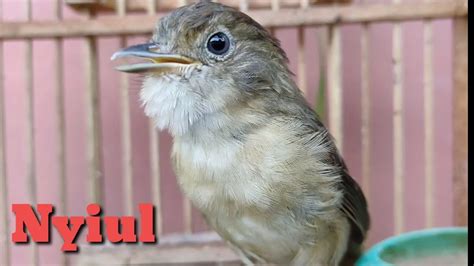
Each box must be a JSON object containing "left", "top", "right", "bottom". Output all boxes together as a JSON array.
[{"left": 111, "top": 43, "right": 200, "bottom": 74}]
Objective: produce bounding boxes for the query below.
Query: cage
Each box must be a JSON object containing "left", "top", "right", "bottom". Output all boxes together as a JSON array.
[{"left": 0, "top": 0, "right": 468, "bottom": 265}]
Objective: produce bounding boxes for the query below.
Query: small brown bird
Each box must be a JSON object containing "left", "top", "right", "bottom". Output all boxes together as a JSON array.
[{"left": 112, "top": 1, "right": 369, "bottom": 265}]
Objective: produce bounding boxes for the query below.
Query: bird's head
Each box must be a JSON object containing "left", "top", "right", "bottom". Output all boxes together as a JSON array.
[{"left": 112, "top": 0, "right": 297, "bottom": 136}]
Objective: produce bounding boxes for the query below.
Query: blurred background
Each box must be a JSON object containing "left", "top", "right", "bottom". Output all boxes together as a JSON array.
[{"left": 0, "top": 0, "right": 467, "bottom": 265}]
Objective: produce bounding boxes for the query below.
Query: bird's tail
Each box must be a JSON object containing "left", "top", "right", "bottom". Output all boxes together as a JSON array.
[{"left": 340, "top": 241, "right": 364, "bottom": 266}]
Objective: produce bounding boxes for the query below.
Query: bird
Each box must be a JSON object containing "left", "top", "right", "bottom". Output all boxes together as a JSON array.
[{"left": 111, "top": 1, "right": 370, "bottom": 265}]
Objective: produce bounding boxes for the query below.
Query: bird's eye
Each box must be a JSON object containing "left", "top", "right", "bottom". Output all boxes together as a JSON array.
[{"left": 207, "top": 32, "right": 230, "bottom": 56}]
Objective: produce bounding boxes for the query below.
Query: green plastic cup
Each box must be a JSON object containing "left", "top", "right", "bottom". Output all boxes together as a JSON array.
[{"left": 356, "top": 227, "right": 468, "bottom": 266}]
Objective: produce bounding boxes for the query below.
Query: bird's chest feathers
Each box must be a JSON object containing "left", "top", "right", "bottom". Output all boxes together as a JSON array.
[{"left": 173, "top": 135, "right": 273, "bottom": 212}]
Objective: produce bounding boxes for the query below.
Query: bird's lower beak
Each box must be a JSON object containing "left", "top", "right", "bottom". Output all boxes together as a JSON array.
[{"left": 111, "top": 43, "right": 200, "bottom": 74}]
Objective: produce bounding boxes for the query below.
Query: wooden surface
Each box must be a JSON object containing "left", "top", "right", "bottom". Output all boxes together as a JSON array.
[
  {"left": 452, "top": 17, "right": 467, "bottom": 226},
  {"left": 65, "top": 0, "right": 351, "bottom": 12},
  {"left": 360, "top": 22, "right": 371, "bottom": 202},
  {"left": 115, "top": 0, "right": 134, "bottom": 217},
  {"left": 392, "top": 0, "right": 405, "bottom": 234},
  {"left": 76, "top": 233, "right": 241, "bottom": 265},
  {"left": 145, "top": 0, "right": 164, "bottom": 238},
  {"left": 0, "top": 1, "right": 10, "bottom": 264},
  {"left": 423, "top": 16, "right": 434, "bottom": 228},
  {"left": 84, "top": 9, "right": 104, "bottom": 205},
  {"left": 53, "top": 1, "right": 68, "bottom": 265},
  {"left": 327, "top": 25, "right": 343, "bottom": 152},
  {"left": 77, "top": 244, "right": 241, "bottom": 265},
  {"left": 23, "top": 1, "right": 40, "bottom": 264},
  {"left": 297, "top": 27, "right": 307, "bottom": 95},
  {"left": 0, "top": 2, "right": 467, "bottom": 39}
]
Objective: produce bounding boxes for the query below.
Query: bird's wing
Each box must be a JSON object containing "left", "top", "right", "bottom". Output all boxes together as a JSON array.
[
  {"left": 273, "top": 98, "right": 370, "bottom": 245},
  {"left": 334, "top": 154, "right": 370, "bottom": 244},
  {"left": 304, "top": 110, "right": 370, "bottom": 244}
]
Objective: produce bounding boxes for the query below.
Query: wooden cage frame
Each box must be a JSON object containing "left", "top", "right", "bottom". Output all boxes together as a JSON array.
[{"left": 0, "top": 0, "right": 467, "bottom": 264}]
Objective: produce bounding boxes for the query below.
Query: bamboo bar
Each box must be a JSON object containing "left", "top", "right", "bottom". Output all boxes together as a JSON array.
[
  {"left": 297, "top": 27, "right": 307, "bottom": 95},
  {"left": 297, "top": 0, "right": 307, "bottom": 96},
  {"left": 24, "top": 1, "right": 40, "bottom": 264},
  {"left": 25, "top": 11, "right": 36, "bottom": 211},
  {"left": 314, "top": 26, "right": 328, "bottom": 121},
  {"left": 271, "top": 0, "right": 280, "bottom": 10},
  {"left": 360, "top": 22, "right": 371, "bottom": 200},
  {"left": 66, "top": 0, "right": 350, "bottom": 11},
  {"left": 180, "top": 0, "right": 196, "bottom": 234},
  {"left": 84, "top": 11, "right": 103, "bottom": 205},
  {"left": 392, "top": 4, "right": 404, "bottom": 234},
  {"left": 0, "top": 1, "right": 10, "bottom": 264},
  {"left": 117, "top": 0, "right": 126, "bottom": 16},
  {"left": 146, "top": 0, "right": 156, "bottom": 15},
  {"left": 423, "top": 17, "right": 434, "bottom": 228},
  {"left": 183, "top": 197, "right": 192, "bottom": 234},
  {"left": 239, "top": 0, "right": 249, "bottom": 11},
  {"left": 146, "top": 0, "right": 163, "bottom": 236},
  {"left": 116, "top": 0, "right": 134, "bottom": 217},
  {"left": 300, "top": 0, "right": 310, "bottom": 8},
  {"left": 0, "top": 65, "right": 9, "bottom": 266},
  {"left": 54, "top": 0, "right": 67, "bottom": 223},
  {"left": 0, "top": 2, "right": 467, "bottom": 39},
  {"left": 327, "top": 25, "right": 343, "bottom": 152},
  {"left": 158, "top": 0, "right": 195, "bottom": 237},
  {"left": 452, "top": 17, "right": 467, "bottom": 226},
  {"left": 149, "top": 121, "right": 162, "bottom": 236},
  {"left": 268, "top": 0, "right": 279, "bottom": 35},
  {"left": 53, "top": 1, "right": 68, "bottom": 265}
]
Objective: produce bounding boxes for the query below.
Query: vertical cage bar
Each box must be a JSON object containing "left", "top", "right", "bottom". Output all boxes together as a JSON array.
[
  {"left": 239, "top": 0, "right": 249, "bottom": 11},
  {"left": 24, "top": 0, "right": 39, "bottom": 264},
  {"left": 360, "top": 23, "right": 371, "bottom": 200},
  {"left": 297, "top": 0, "right": 308, "bottom": 95},
  {"left": 269, "top": 0, "right": 280, "bottom": 35},
  {"left": 149, "top": 121, "right": 162, "bottom": 236},
  {"left": 183, "top": 196, "right": 192, "bottom": 234},
  {"left": 271, "top": 0, "right": 280, "bottom": 10},
  {"left": 392, "top": 9, "right": 404, "bottom": 234},
  {"left": 116, "top": 0, "right": 134, "bottom": 216},
  {"left": 0, "top": 1, "right": 10, "bottom": 265},
  {"left": 146, "top": 0, "right": 163, "bottom": 236},
  {"left": 117, "top": 0, "right": 126, "bottom": 17},
  {"left": 25, "top": 0, "right": 36, "bottom": 207},
  {"left": 84, "top": 10, "right": 103, "bottom": 205},
  {"left": 423, "top": 18, "right": 434, "bottom": 228},
  {"left": 146, "top": 0, "right": 156, "bottom": 15},
  {"left": 172, "top": 4, "right": 187, "bottom": 234},
  {"left": 452, "top": 17, "right": 467, "bottom": 226},
  {"left": 182, "top": 0, "right": 192, "bottom": 233},
  {"left": 54, "top": 0, "right": 67, "bottom": 224},
  {"left": 359, "top": 0, "right": 369, "bottom": 202},
  {"left": 0, "top": 54, "right": 8, "bottom": 266},
  {"left": 327, "top": 25, "right": 343, "bottom": 152},
  {"left": 53, "top": 1, "right": 68, "bottom": 265},
  {"left": 315, "top": 26, "right": 328, "bottom": 120},
  {"left": 300, "top": 0, "right": 310, "bottom": 8},
  {"left": 297, "top": 27, "right": 307, "bottom": 95}
]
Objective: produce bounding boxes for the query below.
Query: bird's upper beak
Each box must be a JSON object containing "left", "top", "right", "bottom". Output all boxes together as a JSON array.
[{"left": 111, "top": 43, "right": 200, "bottom": 74}]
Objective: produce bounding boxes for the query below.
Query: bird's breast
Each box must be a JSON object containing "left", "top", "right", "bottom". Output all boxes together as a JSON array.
[
  {"left": 170, "top": 119, "right": 346, "bottom": 263},
  {"left": 172, "top": 135, "right": 275, "bottom": 212}
]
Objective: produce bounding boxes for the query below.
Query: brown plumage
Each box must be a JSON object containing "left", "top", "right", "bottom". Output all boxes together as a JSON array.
[{"left": 112, "top": 1, "right": 369, "bottom": 265}]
